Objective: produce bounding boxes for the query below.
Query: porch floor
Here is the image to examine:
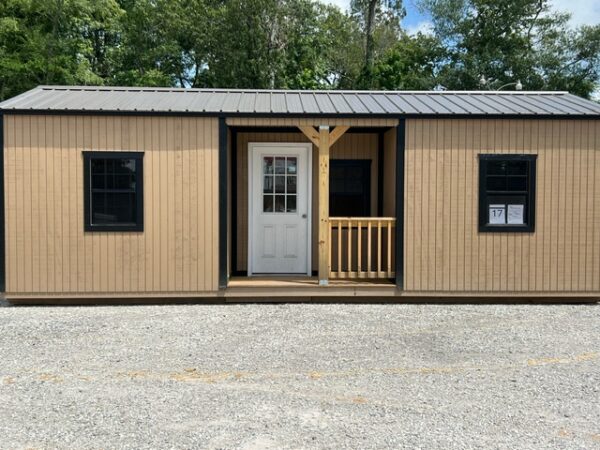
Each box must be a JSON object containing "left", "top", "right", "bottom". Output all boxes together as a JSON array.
[{"left": 225, "top": 276, "right": 397, "bottom": 298}]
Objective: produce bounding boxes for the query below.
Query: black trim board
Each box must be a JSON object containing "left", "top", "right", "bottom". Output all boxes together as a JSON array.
[
  {"left": 2, "top": 109, "right": 598, "bottom": 121},
  {"left": 218, "top": 117, "right": 228, "bottom": 288},
  {"left": 395, "top": 120, "right": 405, "bottom": 289},
  {"left": 0, "top": 113, "right": 4, "bottom": 292},
  {"left": 230, "top": 128, "right": 238, "bottom": 275}
]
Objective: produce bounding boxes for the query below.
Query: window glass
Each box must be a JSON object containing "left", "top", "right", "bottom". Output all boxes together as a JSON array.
[
  {"left": 84, "top": 152, "right": 143, "bottom": 231},
  {"left": 263, "top": 195, "right": 274, "bottom": 212},
  {"left": 275, "top": 195, "right": 286, "bottom": 212},
  {"left": 262, "top": 155, "right": 298, "bottom": 214},
  {"left": 286, "top": 176, "right": 297, "bottom": 194},
  {"left": 479, "top": 155, "right": 536, "bottom": 232}
]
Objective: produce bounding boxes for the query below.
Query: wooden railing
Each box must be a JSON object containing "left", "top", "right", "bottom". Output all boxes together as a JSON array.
[{"left": 328, "top": 217, "right": 396, "bottom": 279}]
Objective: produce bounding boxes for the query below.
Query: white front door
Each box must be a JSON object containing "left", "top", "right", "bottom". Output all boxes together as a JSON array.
[{"left": 249, "top": 143, "right": 311, "bottom": 275}]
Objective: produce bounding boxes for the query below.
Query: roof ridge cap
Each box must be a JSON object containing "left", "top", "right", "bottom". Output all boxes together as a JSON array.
[{"left": 32, "top": 85, "right": 571, "bottom": 96}]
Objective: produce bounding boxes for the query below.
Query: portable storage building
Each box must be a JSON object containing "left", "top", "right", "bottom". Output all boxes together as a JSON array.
[{"left": 0, "top": 86, "right": 599, "bottom": 302}]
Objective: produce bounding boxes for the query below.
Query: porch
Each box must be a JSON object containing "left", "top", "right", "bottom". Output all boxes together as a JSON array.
[
  {"left": 223, "top": 118, "right": 404, "bottom": 290},
  {"left": 226, "top": 276, "right": 396, "bottom": 298}
]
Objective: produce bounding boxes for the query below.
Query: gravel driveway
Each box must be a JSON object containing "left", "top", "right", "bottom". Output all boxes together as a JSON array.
[{"left": 0, "top": 301, "right": 599, "bottom": 449}]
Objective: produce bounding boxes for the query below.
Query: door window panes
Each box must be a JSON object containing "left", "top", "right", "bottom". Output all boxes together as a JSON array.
[{"left": 262, "top": 155, "right": 298, "bottom": 214}]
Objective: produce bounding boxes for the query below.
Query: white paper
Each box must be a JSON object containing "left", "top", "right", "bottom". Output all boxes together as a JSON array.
[
  {"left": 489, "top": 204, "right": 506, "bottom": 224},
  {"left": 507, "top": 204, "right": 524, "bottom": 224}
]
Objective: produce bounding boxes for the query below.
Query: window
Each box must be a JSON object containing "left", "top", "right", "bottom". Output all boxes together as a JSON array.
[
  {"left": 330, "top": 160, "right": 371, "bottom": 216},
  {"left": 83, "top": 152, "right": 144, "bottom": 231},
  {"left": 479, "top": 154, "right": 536, "bottom": 232},
  {"left": 262, "top": 156, "right": 297, "bottom": 213}
]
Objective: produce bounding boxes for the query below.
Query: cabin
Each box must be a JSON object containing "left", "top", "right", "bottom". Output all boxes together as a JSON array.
[{"left": 0, "top": 86, "right": 599, "bottom": 302}]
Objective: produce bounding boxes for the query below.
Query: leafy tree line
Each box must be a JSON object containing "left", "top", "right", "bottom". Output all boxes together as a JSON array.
[{"left": 0, "top": 0, "right": 599, "bottom": 101}]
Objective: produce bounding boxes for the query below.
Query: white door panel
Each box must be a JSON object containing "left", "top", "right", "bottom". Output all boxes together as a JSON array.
[{"left": 249, "top": 143, "right": 311, "bottom": 275}]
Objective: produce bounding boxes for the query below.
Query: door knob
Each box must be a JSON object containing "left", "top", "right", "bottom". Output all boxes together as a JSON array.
[{"left": 302, "top": 214, "right": 307, "bottom": 218}]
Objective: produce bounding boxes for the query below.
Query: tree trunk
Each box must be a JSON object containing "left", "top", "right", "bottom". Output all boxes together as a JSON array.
[{"left": 364, "top": 0, "right": 377, "bottom": 87}]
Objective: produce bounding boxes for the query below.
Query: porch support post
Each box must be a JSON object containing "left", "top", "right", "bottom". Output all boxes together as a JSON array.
[
  {"left": 298, "top": 124, "right": 349, "bottom": 286},
  {"left": 318, "top": 125, "right": 330, "bottom": 285}
]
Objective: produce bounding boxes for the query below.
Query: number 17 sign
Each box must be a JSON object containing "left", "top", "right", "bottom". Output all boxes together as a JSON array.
[{"left": 489, "top": 204, "right": 506, "bottom": 224}]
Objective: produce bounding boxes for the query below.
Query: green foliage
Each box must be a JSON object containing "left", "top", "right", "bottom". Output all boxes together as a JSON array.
[
  {"left": 371, "top": 33, "right": 443, "bottom": 89},
  {"left": 350, "top": 0, "right": 406, "bottom": 88},
  {"left": 0, "top": 0, "right": 122, "bottom": 100},
  {"left": 0, "top": 0, "right": 598, "bottom": 100},
  {"left": 420, "top": 0, "right": 600, "bottom": 97}
]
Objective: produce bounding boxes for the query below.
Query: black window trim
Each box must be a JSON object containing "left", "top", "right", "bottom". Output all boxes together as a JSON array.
[
  {"left": 83, "top": 151, "right": 144, "bottom": 232},
  {"left": 478, "top": 153, "right": 537, "bottom": 233}
]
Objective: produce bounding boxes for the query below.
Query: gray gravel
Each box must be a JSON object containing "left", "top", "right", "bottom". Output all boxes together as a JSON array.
[{"left": 0, "top": 301, "right": 599, "bottom": 449}]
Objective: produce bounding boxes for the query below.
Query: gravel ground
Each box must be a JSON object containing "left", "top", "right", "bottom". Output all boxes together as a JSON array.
[{"left": 0, "top": 301, "right": 599, "bottom": 450}]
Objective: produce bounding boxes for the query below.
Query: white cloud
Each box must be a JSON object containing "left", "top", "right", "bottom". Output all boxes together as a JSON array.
[
  {"left": 550, "top": 0, "right": 600, "bottom": 27},
  {"left": 406, "top": 20, "right": 434, "bottom": 36}
]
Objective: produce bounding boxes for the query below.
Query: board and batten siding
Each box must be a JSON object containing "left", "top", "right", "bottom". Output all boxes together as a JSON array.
[
  {"left": 3, "top": 114, "right": 219, "bottom": 297},
  {"left": 404, "top": 118, "right": 600, "bottom": 294}
]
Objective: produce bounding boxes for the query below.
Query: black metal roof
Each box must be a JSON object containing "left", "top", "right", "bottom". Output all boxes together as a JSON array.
[{"left": 1, "top": 86, "right": 599, "bottom": 116}]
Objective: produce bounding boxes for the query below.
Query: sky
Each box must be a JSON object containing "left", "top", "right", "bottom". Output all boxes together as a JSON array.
[{"left": 321, "top": 0, "right": 600, "bottom": 31}]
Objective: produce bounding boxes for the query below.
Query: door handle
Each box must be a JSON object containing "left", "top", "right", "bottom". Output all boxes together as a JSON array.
[{"left": 301, "top": 214, "right": 307, "bottom": 218}]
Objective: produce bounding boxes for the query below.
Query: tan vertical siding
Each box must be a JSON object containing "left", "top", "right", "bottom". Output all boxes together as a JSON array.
[
  {"left": 235, "top": 131, "right": 381, "bottom": 271},
  {"left": 4, "top": 115, "right": 219, "bottom": 296},
  {"left": 405, "top": 118, "right": 600, "bottom": 294}
]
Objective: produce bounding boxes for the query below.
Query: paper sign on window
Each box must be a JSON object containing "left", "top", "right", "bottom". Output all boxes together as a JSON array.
[
  {"left": 489, "top": 204, "right": 506, "bottom": 224},
  {"left": 507, "top": 204, "right": 524, "bottom": 224}
]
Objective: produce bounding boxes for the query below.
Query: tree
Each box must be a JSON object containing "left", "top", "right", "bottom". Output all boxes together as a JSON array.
[
  {"left": 1, "top": 0, "right": 598, "bottom": 100},
  {"left": 420, "top": 0, "right": 600, "bottom": 98},
  {"left": 203, "top": 0, "right": 352, "bottom": 89},
  {"left": 0, "top": 0, "right": 122, "bottom": 101},
  {"left": 536, "top": 24, "right": 600, "bottom": 98},
  {"left": 110, "top": 0, "right": 187, "bottom": 87},
  {"left": 350, "top": 0, "right": 405, "bottom": 88},
  {"left": 371, "top": 32, "right": 443, "bottom": 89}
]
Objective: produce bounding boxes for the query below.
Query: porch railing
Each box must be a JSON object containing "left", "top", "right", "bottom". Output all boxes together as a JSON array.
[{"left": 328, "top": 217, "right": 396, "bottom": 279}]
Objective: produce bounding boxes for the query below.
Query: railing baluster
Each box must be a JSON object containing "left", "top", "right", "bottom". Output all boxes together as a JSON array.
[
  {"left": 328, "top": 220, "right": 332, "bottom": 277},
  {"left": 337, "top": 220, "right": 342, "bottom": 278},
  {"left": 367, "top": 221, "right": 372, "bottom": 277},
  {"left": 347, "top": 220, "right": 352, "bottom": 276},
  {"left": 387, "top": 220, "right": 392, "bottom": 277},
  {"left": 377, "top": 220, "right": 382, "bottom": 277},
  {"left": 357, "top": 220, "right": 362, "bottom": 277}
]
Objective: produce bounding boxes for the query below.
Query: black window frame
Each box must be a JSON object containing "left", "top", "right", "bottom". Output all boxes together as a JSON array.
[
  {"left": 83, "top": 151, "right": 144, "bottom": 232},
  {"left": 329, "top": 159, "right": 371, "bottom": 217},
  {"left": 479, "top": 154, "right": 536, "bottom": 233}
]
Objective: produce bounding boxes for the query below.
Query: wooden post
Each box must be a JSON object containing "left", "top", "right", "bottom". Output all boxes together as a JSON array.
[
  {"left": 318, "top": 125, "right": 330, "bottom": 285},
  {"left": 297, "top": 124, "right": 349, "bottom": 286}
]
